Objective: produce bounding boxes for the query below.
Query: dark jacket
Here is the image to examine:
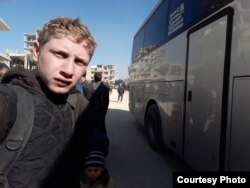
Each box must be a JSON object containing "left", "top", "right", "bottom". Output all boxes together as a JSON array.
[
  {"left": 82, "top": 81, "right": 93, "bottom": 100},
  {"left": 91, "top": 82, "right": 110, "bottom": 135},
  {"left": 117, "top": 86, "right": 124, "bottom": 95},
  {"left": 92, "top": 82, "right": 109, "bottom": 112},
  {"left": 0, "top": 67, "right": 101, "bottom": 188}
]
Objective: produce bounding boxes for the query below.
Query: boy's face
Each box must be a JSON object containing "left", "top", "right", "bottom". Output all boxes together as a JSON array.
[
  {"left": 84, "top": 167, "right": 104, "bottom": 181},
  {"left": 33, "top": 36, "right": 91, "bottom": 94}
]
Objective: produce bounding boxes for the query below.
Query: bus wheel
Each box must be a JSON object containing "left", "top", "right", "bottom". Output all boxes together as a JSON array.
[{"left": 145, "top": 104, "right": 163, "bottom": 151}]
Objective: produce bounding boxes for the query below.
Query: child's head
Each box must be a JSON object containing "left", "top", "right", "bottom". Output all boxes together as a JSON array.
[
  {"left": 84, "top": 151, "right": 105, "bottom": 181},
  {"left": 33, "top": 17, "right": 96, "bottom": 94}
]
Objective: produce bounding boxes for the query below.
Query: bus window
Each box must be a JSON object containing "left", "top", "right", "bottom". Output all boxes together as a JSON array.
[
  {"left": 144, "top": 0, "right": 169, "bottom": 51},
  {"left": 132, "top": 27, "right": 145, "bottom": 62}
]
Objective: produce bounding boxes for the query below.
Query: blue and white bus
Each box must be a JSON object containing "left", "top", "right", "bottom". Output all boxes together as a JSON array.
[{"left": 129, "top": 0, "right": 250, "bottom": 171}]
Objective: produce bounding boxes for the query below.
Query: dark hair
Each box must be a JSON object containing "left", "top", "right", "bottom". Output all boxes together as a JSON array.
[{"left": 94, "top": 72, "right": 102, "bottom": 82}]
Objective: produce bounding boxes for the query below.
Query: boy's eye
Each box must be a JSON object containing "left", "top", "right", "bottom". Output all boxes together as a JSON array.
[
  {"left": 87, "top": 168, "right": 101, "bottom": 173},
  {"left": 54, "top": 52, "right": 65, "bottom": 58},
  {"left": 75, "top": 58, "right": 85, "bottom": 65},
  {"left": 75, "top": 60, "right": 83, "bottom": 64}
]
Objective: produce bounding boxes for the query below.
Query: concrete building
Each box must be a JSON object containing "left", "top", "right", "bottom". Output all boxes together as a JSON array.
[
  {"left": 4, "top": 50, "right": 27, "bottom": 68},
  {"left": 0, "top": 31, "right": 37, "bottom": 69},
  {"left": 88, "top": 64, "right": 117, "bottom": 84},
  {"left": 0, "top": 53, "right": 11, "bottom": 67},
  {"left": 23, "top": 32, "right": 39, "bottom": 69},
  {"left": 0, "top": 18, "right": 11, "bottom": 66},
  {"left": 0, "top": 19, "right": 36, "bottom": 69},
  {"left": 24, "top": 32, "right": 37, "bottom": 52}
]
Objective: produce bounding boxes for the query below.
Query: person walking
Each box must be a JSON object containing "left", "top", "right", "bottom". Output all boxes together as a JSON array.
[
  {"left": 92, "top": 72, "right": 110, "bottom": 135},
  {"left": 117, "top": 84, "right": 125, "bottom": 102},
  {"left": 0, "top": 17, "right": 100, "bottom": 188}
]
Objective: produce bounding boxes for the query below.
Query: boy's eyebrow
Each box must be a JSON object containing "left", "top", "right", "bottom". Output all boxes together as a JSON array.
[
  {"left": 50, "top": 48, "right": 67, "bottom": 55},
  {"left": 50, "top": 48, "right": 88, "bottom": 64},
  {"left": 75, "top": 57, "right": 84, "bottom": 62}
]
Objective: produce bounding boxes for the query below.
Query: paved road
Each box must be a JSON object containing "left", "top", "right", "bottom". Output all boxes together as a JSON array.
[{"left": 105, "top": 91, "right": 190, "bottom": 188}]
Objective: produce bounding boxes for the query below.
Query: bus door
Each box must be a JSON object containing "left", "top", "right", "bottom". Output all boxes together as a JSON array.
[{"left": 184, "top": 9, "right": 233, "bottom": 171}]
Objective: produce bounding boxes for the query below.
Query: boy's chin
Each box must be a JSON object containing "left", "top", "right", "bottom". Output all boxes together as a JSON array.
[
  {"left": 90, "top": 177, "right": 98, "bottom": 181},
  {"left": 50, "top": 86, "right": 70, "bottom": 94}
]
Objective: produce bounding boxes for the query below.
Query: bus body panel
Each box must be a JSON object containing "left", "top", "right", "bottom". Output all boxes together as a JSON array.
[
  {"left": 225, "top": 1, "right": 250, "bottom": 171},
  {"left": 144, "top": 80, "right": 185, "bottom": 158},
  {"left": 229, "top": 77, "right": 250, "bottom": 171},
  {"left": 130, "top": 36, "right": 186, "bottom": 157},
  {"left": 184, "top": 15, "right": 228, "bottom": 171},
  {"left": 129, "top": 0, "right": 250, "bottom": 171},
  {"left": 130, "top": 84, "right": 145, "bottom": 125}
]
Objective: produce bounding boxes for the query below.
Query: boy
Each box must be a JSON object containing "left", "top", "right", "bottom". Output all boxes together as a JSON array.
[
  {"left": 80, "top": 151, "right": 116, "bottom": 188},
  {"left": 0, "top": 17, "right": 99, "bottom": 188}
]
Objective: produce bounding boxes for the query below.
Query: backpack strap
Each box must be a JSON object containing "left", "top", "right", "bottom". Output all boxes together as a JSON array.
[{"left": 0, "top": 85, "right": 34, "bottom": 179}]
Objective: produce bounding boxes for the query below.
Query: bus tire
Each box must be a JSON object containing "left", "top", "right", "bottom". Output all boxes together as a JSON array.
[{"left": 145, "top": 104, "right": 163, "bottom": 151}]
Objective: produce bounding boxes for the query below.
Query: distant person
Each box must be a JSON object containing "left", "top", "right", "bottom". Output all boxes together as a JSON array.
[
  {"left": 0, "top": 63, "right": 9, "bottom": 82},
  {"left": 80, "top": 151, "right": 116, "bottom": 188},
  {"left": 76, "top": 73, "right": 93, "bottom": 101},
  {"left": 92, "top": 72, "right": 110, "bottom": 135},
  {"left": 82, "top": 79, "right": 94, "bottom": 101},
  {"left": 117, "top": 84, "right": 125, "bottom": 102}
]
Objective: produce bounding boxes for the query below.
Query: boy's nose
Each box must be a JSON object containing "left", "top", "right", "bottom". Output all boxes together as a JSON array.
[{"left": 61, "top": 60, "right": 74, "bottom": 78}]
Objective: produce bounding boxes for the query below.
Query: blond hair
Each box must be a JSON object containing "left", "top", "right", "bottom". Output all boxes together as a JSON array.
[{"left": 37, "top": 17, "right": 96, "bottom": 57}]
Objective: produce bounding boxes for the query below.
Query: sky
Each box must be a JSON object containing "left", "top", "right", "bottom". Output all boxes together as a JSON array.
[{"left": 0, "top": 0, "right": 158, "bottom": 79}]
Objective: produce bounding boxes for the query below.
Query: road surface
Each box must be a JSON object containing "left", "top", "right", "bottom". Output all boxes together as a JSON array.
[{"left": 105, "top": 91, "right": 190, "bottom": 188}]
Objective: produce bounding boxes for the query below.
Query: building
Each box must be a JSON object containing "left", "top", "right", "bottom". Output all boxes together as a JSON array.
[
  {"left": 0, "top": 18, "right": 11, "bottom": 66},
  {"left": 0, "top": 53, "right": 11, "bottom": 67},
  {"left": 24, "top": 32, "right": 39, "bottom": 69},
  {"left": 24, "top": 32, "right": 37, "bottom": 52},
  {"left": 4, "top": 50, "right": 27, "bottom": 68},
  {"left": 0, "top": 19, "right": 37, "bottom": 69},
  {"left": 88, "top": 64, "right": 117, "bottom": 84}
]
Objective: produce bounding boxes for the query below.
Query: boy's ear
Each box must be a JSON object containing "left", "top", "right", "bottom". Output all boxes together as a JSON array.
[{"left": 33, "top": 41, "right": 40, "bottom": 62}]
